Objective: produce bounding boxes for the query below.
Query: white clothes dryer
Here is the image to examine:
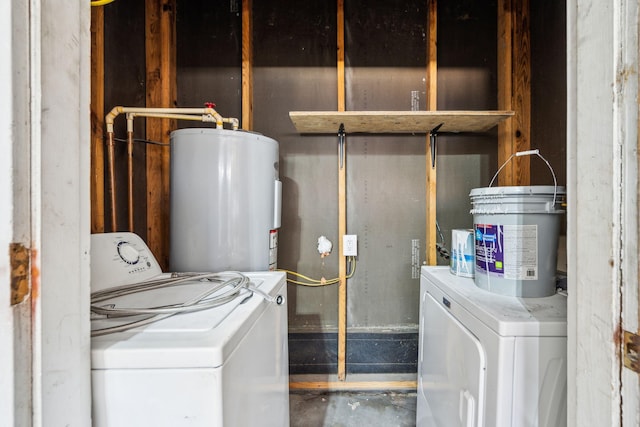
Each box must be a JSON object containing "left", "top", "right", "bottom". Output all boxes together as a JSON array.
[
  {"left": 90, "top": 232, "right": 289, "bottom": 427},
  {"left": 417, "top": 266, "right": 567, "bottom": 427}
]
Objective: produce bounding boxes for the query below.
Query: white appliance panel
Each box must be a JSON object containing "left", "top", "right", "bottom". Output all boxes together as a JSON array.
[
  {"left": 417, "top": 266, "right": 567, "bottom": 427},
  {"left": 170, "top": 128, "right": 281, "bottom": 272},
  {"left": 221, "top": 276, "right": 290, "bottom": 426},
  {"left": 90, "top": 233, "right": 289, "bottom": 427},
  {"left": 92, "top": 368, "right": 223, "bottom": 426},
  {"left": 91, "top": 273, "right": 289, "bottom": 427},
  {"left": 91, "top": 272, "right": 283, "bottom": 369},
  {"left": 90, "top": 232, "right": 163, "bottom": 290},
  {"left": 511, "top": 337, "right": 567, "bottom": 425},
  {"left": 423, "top": 267, "right": 566, "bottom": 337},
  {"left": 418, "top": 291, "right": 486, "bottom": 427}
]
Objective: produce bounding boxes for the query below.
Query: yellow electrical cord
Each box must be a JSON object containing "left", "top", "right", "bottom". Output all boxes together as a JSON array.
[
  {"left": 279, "top": 256, "right": 357, "bottom": 287},
  {"left": 91, "top": 0, "right": 116, "bottom": 6}
]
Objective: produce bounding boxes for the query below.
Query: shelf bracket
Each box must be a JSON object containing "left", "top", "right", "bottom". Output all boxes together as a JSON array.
[
  {"left": 429, "top": 122, "right": 444, "bottom": 168},
  {"left": 338, "top": 123, "right": 345, "bottom": 169}
]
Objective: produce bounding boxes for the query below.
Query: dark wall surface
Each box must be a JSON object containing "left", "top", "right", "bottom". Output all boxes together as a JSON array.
[
  {"left": 531, "top": 0, "right": 566, "bottom": 187},
  {"left": 177, "top": 0, "right": 242, "bottom": 124},
  {"left": 103, "top": 0, "right": 147, "bottom": 236}
]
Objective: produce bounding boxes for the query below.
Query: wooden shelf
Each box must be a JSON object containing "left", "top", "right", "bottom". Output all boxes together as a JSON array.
[{"left": 289, "top": 110, "right": 514, "bottom": 134}]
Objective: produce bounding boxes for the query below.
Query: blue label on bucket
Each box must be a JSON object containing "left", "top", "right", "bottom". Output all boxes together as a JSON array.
[
  {"left": 475, "top": 223, "right": 539, "bottom": 280},
  {"left": 475, "top": 224, "right": 504, "bottom": 276}
]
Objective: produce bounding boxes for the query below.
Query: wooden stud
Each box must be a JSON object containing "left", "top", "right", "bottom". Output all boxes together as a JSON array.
[
  {"left": 498, "top": 0, "right": 530, "bottom": 186},
  {"left": 497, "top": 0, "right": 514, "bottom": 185},
  {"left": 426, "top": 0, "right": 438, "bottom": 112},
  {"left": 145, "top": 0, "right": 176, "bottom": 269},
  {"left": 242, "top": 0, "right": 253, "bottom": 130},
  {"left": 289, "top": 380, "right": 417, "bottom": 391},
  {"left": 337, "top": 0, "right": 347, "bottom": 382},
  {"left": 425, "top": 0, "right": 437, "bottom": 265},
  {"left": 337, "top": 0, "right": 346, "bottom": 112},
  {"left": 90, "top": 6, "right": 105, "bottom": 234},
  {"left": 512, "top": 0, "right": 531, "bottom": 185}
]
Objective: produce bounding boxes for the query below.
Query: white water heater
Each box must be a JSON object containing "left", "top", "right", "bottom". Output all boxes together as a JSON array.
[{"left": 170, "top": 128, "right": 281, "bottom": 272}]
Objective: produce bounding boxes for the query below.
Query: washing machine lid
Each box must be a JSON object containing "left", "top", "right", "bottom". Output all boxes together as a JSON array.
[
  {"left": 421, "top": 266, "right": 566, "bottom": 337},
  {"left": 90, "top": 271, "right": 286, "bottom": 370}
]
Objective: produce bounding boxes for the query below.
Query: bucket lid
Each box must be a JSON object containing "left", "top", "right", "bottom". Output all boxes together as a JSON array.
[{"left": 469, "top": 185, "right": 565, "bottom": 198}]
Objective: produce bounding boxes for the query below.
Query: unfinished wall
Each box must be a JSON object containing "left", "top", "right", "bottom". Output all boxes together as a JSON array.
[
  {"left": 176, "top": 0, "right": 242, "bottom": 123},
  {"left": 435, "top": 1, "right": 499, "bottom": 265},
  {"left": 342, "top": 0, "right": 427, "bottom": 331},
  {"left": 250, "top": 0, "right": 502, "bottom": 374},
  {"left": 99, "top": 0, "right": 566, "bottom": 375},
  {"left": 252, "top": 0, "right": 339, "bottom": 334},
  {"left": 102, "top": 1, "right": 148, "bottom": 235}
]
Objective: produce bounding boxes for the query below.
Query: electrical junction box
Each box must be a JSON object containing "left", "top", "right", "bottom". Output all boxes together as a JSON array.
[{"left": 343, "top": 235, "right": 357, "bottom": 256}]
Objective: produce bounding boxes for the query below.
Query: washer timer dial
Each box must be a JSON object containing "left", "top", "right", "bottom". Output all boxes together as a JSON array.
[{"left": 117, "top": 241, "right": 141, "bottom": 265}]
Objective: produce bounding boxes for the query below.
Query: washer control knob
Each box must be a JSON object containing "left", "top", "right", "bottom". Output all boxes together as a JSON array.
[{"left": 117, "top": 241, "right": 140, "bottom": 265}]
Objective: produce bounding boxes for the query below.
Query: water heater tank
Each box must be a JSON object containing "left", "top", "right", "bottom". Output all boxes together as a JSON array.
[{"left": 169, "top": 128, "right": 281, "bottom": 272}]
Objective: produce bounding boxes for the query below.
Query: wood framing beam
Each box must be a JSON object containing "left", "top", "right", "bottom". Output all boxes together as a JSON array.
[
  {"left": 289, "top": 380, "right": 417, "bottom": 391},
  {"left": 242, "top": 0, "right": 253, "bottom": 130},
  {"left": 337, "top": 0, "right": 347, "bottom": 382},
  {"left": 426, "top": 0, "right": 437, "bottom": 265},
  {"left": 145, "top": 0, "right": 176, "bottom": 269},
  {"left": 289, "top": 110, "right": 513, "bottom": 134},
  {"left": 90, "top": 6, "right": 105, "bottom": 233},
  {"left": 337, "top": 0, "right": 346, "bottom": 111},
  {"left": 497, "top": 0, "right": 531, "bottom": 186}
]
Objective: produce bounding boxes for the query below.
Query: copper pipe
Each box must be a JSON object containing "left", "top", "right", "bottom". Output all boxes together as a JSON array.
[
  {"left": 127, "top": 129, "right": 134, "bottom": 232},
  {"left": 106, "top": 131, "right": 117, "bottom": 231},
  {"left": 104, "top": 105, "right": 240, "bottom": 234}
]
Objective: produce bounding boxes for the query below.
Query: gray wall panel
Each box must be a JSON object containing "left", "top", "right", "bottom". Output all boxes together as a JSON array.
[
  {"left": 254, "top": 66, "right": 339, "bottom": 331},
  {"left": 253, "top": 1, "right": 339, "bottom": 331},
  {"left": 434, "top": 1, "right": 499, "bottom": 265},
  {"left": 343, "top": 1, "right": 427, "bottom": 329},
  {"left": 346, "top": 134, "right": 426, "bottom": 328}
]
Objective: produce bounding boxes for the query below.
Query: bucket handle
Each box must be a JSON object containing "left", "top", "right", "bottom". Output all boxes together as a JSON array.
[{"left": 488, "top": 149, "right": 558, "bottom": 207}]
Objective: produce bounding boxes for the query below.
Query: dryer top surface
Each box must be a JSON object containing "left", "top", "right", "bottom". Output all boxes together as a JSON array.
[{"left": 421, "top": 266, "right": 567, "bottom": 337}]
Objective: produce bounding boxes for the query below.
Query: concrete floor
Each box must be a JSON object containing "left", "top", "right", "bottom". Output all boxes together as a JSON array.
[{"left": 289, "top": 391, "right": 417, "bottom": 427}]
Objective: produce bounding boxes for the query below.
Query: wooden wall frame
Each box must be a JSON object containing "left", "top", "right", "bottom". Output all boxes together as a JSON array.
[
  {"left": 145, "top": 0, "right": 176, "bottom": 269},
  {"left": 498, "top": 0, "right": 531, "bottom": 186},
  {"left": 90, "top": 6, "right": 105, "bottom": 234},
  {"left": 336, "top": 0, "right": 348, "bottom": 382},
  {"left": 242, "top": 0, "right": 253, "bottom": 130},
  {"left": 425, "top": 0, "right": 438, "bottom": 266}
]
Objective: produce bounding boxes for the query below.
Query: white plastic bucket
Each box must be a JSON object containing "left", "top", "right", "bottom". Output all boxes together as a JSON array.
[{"left": 470, "top": 150, "right": 566, "bottom": 297}]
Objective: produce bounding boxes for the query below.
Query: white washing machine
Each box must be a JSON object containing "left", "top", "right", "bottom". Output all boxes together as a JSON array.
[
  {"left": 90, "top": 232, "right": 289, "bottom": 427},
  {"left": 417, "top": 266, "right": 567, "bottom": 427}
]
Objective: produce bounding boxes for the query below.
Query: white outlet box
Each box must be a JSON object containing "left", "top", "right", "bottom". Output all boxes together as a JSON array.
[{"left": 343, "top": 234, "right": 358, "bottom": 256}]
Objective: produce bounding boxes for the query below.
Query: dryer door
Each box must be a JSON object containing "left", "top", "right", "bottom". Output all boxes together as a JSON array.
[{"left": 418, "top": 291, "right": 486, "bottom": 427}]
